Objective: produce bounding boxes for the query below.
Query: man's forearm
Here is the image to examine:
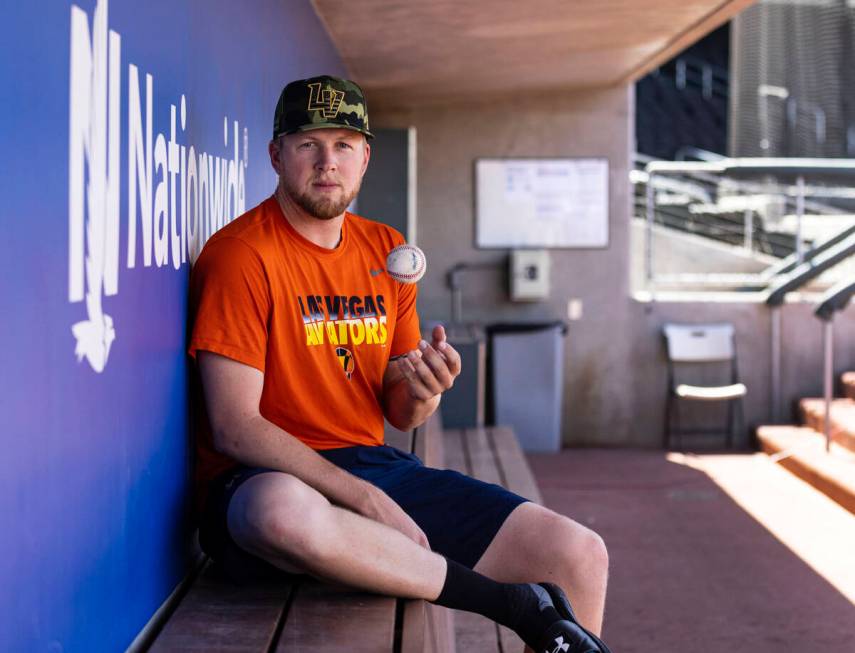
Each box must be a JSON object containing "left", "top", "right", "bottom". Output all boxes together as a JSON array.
[
  {"left": 215, "top": 414, "right": 374, "bottom": 513},
  {"left": 383, "top": 378, "right": 441, "bottom": 432}
]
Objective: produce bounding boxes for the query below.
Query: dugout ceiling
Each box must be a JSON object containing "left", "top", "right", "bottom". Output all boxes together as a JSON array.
[{"left": 311, "top": 0, "right": 756, "bottom": 107}]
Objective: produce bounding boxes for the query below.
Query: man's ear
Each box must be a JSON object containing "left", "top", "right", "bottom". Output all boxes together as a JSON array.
[
  {"left": 361, "top": 140, "right": 371, "bottom": 175},
  {"left": 268, "top": 138, "right": 282, "bottom": 174}
]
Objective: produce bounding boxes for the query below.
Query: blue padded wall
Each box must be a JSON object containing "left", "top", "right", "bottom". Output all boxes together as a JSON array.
[{"left": 0, "top": 1, "right": 344, "bottom": 650}]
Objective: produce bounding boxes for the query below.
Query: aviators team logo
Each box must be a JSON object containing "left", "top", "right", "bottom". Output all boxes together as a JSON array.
[
  {"left": 335, "top": 347, "right": 355, "bottom": 380},
  {"left": 299, "top": 293, "right": 389, "bottom": 381},
  {"left": 307, "top": 82, "right": 344, "bottom": 118},
  {"left": 297, "top": 293, "right": 388, "bottom": 348}
]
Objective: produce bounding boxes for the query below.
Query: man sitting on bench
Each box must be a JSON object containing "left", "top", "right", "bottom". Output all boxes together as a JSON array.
[{"left": 188, "top": 75, "right": 611, "bottom": 653}]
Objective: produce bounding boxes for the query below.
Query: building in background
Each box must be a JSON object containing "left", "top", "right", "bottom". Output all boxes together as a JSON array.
[
  {"left": 731, "top": 0, "right": 855, "bottom": 158},
  {"left": 635, "top": 25, "right": 730, "bottom": 160}
]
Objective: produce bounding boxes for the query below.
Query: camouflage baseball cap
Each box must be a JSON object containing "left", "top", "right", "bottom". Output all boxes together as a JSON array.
[{"left": 272, "top": 75, "right": 374, "bottom": 140}]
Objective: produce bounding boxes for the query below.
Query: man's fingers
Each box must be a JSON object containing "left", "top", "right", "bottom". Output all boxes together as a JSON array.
[
  {"left": 397, "top": 336, "right": 461, "bottom": 400},
  {"left": 408, "top": 527, "right": 429, "bottom": 550},
  {"left": 411, "top": 522, "right": 430, "bottom": 550},
  {"left": 418, "top": 343, "right": 454, "bottom": 388},
  {"left": 436, "top": 341, "right": 461, "bottom": 376},
  {"left": 399, "top": 359, "right": 431, "bottom": 400},
  {"left": 399, "top": 357, "right": 436, "bottom": 400},
  {"left": 430, "top": 324, "right": 446, "bottom": 352},
  {"left": 418, "top": 530, "right": 431, "bottom": 550},
  {"left": 407, "top": 351, "right": 445, "bottom": 395}
]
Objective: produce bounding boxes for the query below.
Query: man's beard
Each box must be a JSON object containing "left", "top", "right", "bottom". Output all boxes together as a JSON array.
[{"left": 281, "top": 175, "right": 361, "bottom": 220}]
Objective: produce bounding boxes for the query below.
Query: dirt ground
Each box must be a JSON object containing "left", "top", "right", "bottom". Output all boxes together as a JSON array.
[{"left": 527, "top": 449, "right": 855, "bottom": 653}]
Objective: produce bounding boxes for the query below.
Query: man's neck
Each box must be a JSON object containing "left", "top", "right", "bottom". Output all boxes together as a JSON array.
[{"left": 274, "top": 185, "right": 344, "bottom": 250}]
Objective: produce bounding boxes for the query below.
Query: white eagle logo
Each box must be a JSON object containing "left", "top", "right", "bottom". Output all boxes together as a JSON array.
[{"left": 69, "top": 0, "right": 119, "bottom": 373}]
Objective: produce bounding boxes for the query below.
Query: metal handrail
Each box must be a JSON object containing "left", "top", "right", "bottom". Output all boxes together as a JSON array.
[
  {"left": 644, "top": 158, "right": 855, "bottom": 423},
  {"left": 760, "top": 223, "right": 855, "bottom": 280},
  {"left": 675, "top": 146, "right": 726, "bottom": 162},
  {"left": 815, "top": 278, "right": 855, "bottom": 321},
  {"left": 634, "top": 200, "right": 801, "bottom": 260},
  {"left": 634, "top": 171, "right": 798, "bottom": 261},
  {"left": 644, "top": 159, "right": 855, "bottom": 286},
  {"left": 647, "top": 158, "right": 855, "bottom": 178},
  {"left": 764, "top": 233, "right": 855, "bottom": 306},
  {"left": 764, "top": 233, "right": 855, "bottom": 422},
  {"left": 813, "top": 279, "right": 855, "bottom": 453},
  {"left": 633, "top": 178, "right": 854, "bottom": 275}
]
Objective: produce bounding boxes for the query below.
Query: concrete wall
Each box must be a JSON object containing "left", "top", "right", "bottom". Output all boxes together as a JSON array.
[
  {"left": 621, "top": 298, "right": 855, "bottom": 447},
  {"left": 373, "top": 86, "right": 855, "bottom": 448},
  {"left": 374, "top": 85, "right": 639, "bottom": 445}
]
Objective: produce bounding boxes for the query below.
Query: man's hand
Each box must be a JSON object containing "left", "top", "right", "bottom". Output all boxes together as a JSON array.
[
  {"left": 397, "top": 325, "right": 462, "bottom": 401},
  {"left": 358, "top": 482, "right": 430, "bottom": 549}
]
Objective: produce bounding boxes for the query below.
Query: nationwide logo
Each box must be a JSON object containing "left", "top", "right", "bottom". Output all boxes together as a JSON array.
[
  {"left": 68, "top": 0, "right": 249, "bottom": 372},
  {"left": 307, "top": 82, "right": 344, "bottom": 119},
  {"left": 335, "top": 347, "right": 355, "bottom": 380}
]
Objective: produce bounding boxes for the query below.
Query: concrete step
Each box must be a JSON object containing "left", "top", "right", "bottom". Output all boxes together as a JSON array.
[
  {"left": 798, "top": 397, "right": 855, "bottom": 454},
  {"left": 843, "top": 372, "right": 855, "bottom": 400},
  {"left": 756, "top": 425, "right": 855, "bottom": 516}
]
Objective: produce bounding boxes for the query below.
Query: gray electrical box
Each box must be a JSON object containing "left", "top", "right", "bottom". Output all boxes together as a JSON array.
[{"left": 510, "top": 249, "right": 550, "bottom": 301}]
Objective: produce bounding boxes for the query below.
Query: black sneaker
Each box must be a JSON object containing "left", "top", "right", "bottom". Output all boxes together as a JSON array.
[{"left": 535, "top": 582, "right": 613, "bottom": 653}]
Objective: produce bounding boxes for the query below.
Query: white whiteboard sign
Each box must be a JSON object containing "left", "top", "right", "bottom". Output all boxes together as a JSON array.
[{"left": 476, "top": 158, "right": 609, "bottom": 248}]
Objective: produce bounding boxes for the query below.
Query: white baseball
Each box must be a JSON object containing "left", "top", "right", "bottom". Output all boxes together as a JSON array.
[{"left": 386, "top": 244, "right": 427, "bottom": 284}]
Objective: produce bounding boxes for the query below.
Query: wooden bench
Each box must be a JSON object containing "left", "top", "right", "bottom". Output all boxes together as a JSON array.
[
  {"left": 138, "top": 418, "right": 541, "bottom": 652},
  {"left": 442, "top": 426, "right": 544, "bottom": 653}
]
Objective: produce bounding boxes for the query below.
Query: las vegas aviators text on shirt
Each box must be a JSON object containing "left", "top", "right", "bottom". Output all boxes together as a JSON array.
[{"left": 298, "top": 294, "right": 388, "bottom": 347}]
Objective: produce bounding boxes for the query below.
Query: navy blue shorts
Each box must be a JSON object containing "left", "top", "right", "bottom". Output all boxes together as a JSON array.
[{"left": 199, "top": 445, "right": 529, "bottom": 583}]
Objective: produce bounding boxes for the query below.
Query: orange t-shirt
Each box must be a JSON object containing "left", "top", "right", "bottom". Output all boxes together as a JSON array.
[{"left": 187, "top": 196, "right": 421, "bottom": 512}]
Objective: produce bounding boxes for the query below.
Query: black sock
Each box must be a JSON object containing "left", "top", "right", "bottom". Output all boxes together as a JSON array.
[{"left": 433, "top": 557, "right": 562, "bottom": 647}]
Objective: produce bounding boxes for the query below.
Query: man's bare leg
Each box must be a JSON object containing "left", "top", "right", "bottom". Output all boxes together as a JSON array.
[
  {"left": 226, "top": 471, "right": 609, "bottom": 653},
  {"left": 227, "top": 471, "right": 447, "bottom": 599},
  {"left": 473, "top": 502, "right": 609, "bottom": 636}
]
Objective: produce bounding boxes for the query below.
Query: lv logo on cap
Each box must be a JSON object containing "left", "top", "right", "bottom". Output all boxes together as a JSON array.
[{"left": 307, "top": 82, "right": 344, "bottom": 118}]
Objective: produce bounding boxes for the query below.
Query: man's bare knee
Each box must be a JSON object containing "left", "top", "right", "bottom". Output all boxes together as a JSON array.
[
  {"left": 556, "top": 517, "right": 609, "bottom": 578},
  {"left": 228, "top": 472, "right": 330, "bottom": 560}
]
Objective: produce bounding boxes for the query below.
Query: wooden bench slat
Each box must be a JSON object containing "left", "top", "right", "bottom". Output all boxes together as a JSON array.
[
  {"left": 475, "top": 427, "right": 530, "bottom": 653},
  {"left": 498, "top": 622, "right": 526, "bottom": 653},
  {"left": 415, "top": 412, "right": 444, "bottom": 468},
  {"left": 401, "top": 599, "right": 427, "bottom": 653},
  {"left": 463, "top": 428, "right": 503, "bottom": 486},
  {"left": 149, "top": 562, "right": 291, "bottom": 652},
  {"left": 426, "top": 602, "right": 456, "bottom": 653},
  {"left": 384, "top": 421, "right": 413, "bottom": 453},
  {"left": 442, "top": 428, "right": 502, "bottom": 652},
  {"left": 443, "top": 428, "right": 468, "bottom": 474},
  {"left": 440, "top": 425, "right": 545, "bottom": 652},
  {"left": 390, "top": 416, "right": 452, "bottom": 652},
  {"left": 452, "top": 610, "right": 501, "bottom": 652},
  {"left": 276, "top": 582, "right": 396, "bottom": 652},
  {"left": 490, "top": 426, "right": 544, "bottom": 504},
  {"left": 405, "top": 415, "right": 456, "bottom": 652}
]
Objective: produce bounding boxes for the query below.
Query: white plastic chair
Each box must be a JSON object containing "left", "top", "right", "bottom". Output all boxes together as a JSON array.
[{"left": 663, "top": 323, "right": 747, "bottom": 450}]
